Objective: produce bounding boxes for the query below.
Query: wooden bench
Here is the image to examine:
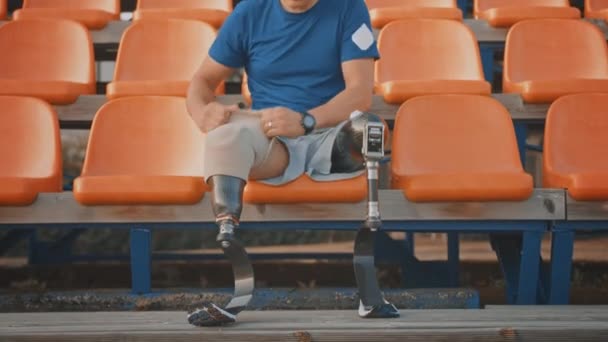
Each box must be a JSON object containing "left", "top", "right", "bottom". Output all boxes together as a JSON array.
[
  {"left": 54, "top": 93, "right": 549, "bottom": 129},
  {"left": 0, "top": 189, "right": 564, "bottom": 304},
  {"left": 3, "top": 306, "right": 607, "bottom": 340}
]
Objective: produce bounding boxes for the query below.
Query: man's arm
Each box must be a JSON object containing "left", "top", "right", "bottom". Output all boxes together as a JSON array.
[
  {"left": 186, "top": 56, "right": 235, "bottom": 112},
  {"left": 308, "top": 58, "right": 375, "bottom": 129},
  {"left": 187, "top": 57, "right": 240, "bottom": 133}
]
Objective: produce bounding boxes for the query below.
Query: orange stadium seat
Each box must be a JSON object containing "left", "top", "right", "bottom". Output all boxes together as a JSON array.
[
  {"left": 391, "top": 94, "right": 533, "bottom": 202},
  {"left": 366, "top": 0, "right": 462, "bottom": 29},
  {"left": 503, "top": 19, "right": 608, "bottom": 103},
  {"left": 375, "top": 20, "right": 491, "bottom": 104},
  {"left": 107, "top": 19, "right": 223, "bottom": 100},
  {"left": 133, "top": 0, "right": 232, "bottom": 29},
  {"left": 474, "top": 0, "right": 580, "bottom": 27},
  {"left": 73, "top": 96, "right": 207, "bottom": 205},
  {"left": 13, "top": 0, "right": 120, "bottom": 30},
  {"left": 0, "top": 0, "right": 6, "bottom": 19},
  {"left": 0, "top": 20, "right": 95, "bottom": 105},
  {"left": 544, "top": 93, "right": 608, "bottom": 200},
  {"left": 585, "top": 0, "right": 608, "bottom": 19},
  {"left": 244, "top": 175, "right": 367, "bottom": 204},
  {"left": 0, "top": 96, "right": 62, "bottom": 206}
]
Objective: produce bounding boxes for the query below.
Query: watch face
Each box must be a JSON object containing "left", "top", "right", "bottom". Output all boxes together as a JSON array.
[{"left": 304, "top": 115, "right": 315, "bottom": 129}]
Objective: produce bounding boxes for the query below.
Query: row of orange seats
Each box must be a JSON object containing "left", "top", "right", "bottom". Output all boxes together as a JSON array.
[
  {"left": 1, "top": 1, "right": 608, "bottom": 30},
  {"left": 373, "top": 0, "right": 608, "bottom": 28},
  {"left": 1, "top": 17, "right": 607, "bottom": 106},
  {"left": 1, "top": 92, "right": 604, "bottom": 207},
  {"left": 475, "top": 0, "right": 608, "bottom": 27},
  {"left": 0, "top": 18, "right": 221, "bottom": 104},
  {"left": 368, "top": 0, "right": 605, "bottom": 28},
  {"left": 0, "top": 0, "right": 232, "bottom": 29}
]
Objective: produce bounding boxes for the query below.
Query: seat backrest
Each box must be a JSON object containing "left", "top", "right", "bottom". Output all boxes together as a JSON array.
[
  {"left": 0, "top": 0, "right": 6, "bottom": 19},
  {"left": 392, "top": 95, "right": 523, "bottom": 175},
  {"left": 586, "top": 0, "right": 608, "bottom": 16},
  {"left": 475, "top": 0, "right": 571, "bottom": 13},
  {"left": 0, "top": 20, "right": 94, "bottom": 84},
  {"left": 366, "top": 0, "right": 455, "bottom": 9},
  {"left": 504, "top": 19, "right": 608, "bottom": 84},
  {"left": 113, "top": 19, "right": 216, "bottom": 82},
  {"left": 545, "top": 93, "right": 608, "bottom": 174},
  {"left": 23, "top": 0, "right": 120, "bottom": 14},
  {"left": 376, "top": 20, "right": 484, "bottom": 84},
  {"left": 81, "top": 96, "right": 204, "bottom": 177},
  {"left": 0, "top": 96, "right": 62, "bottom": 187},
  {"left": 136, "top": 0, "right": 232, "bottom": 11}
]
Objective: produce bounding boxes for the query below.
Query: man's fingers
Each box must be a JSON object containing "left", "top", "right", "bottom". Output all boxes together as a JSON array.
[
  {"left": 265, "top": 128, "right": 278, "bottom": 138},
  {"left": 224, "top": 104, "right": 240, "bottom": 112}
]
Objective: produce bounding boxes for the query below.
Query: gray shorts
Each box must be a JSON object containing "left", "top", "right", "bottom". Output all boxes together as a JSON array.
[
  {"left": 202, "top": 111, "right": 364, "bottom": 185},
  {"left": 260, "top": 120, "right": 364, "bottom": 186}
]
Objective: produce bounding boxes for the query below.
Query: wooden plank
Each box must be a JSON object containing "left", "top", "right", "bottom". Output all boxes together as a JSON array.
[
  {"left": 0, "top": 20, "right": 506, "bottom": 47},
  {"left": 465, "top": 19, "right": 508, "bottom": 43},
  {"left": 3, "top": 330, "right": 608, "bottom": 342},
  {"left": 566, "top": 196, "right": 608, "bottom": 222},
  {"left": 490, "top": 93, "right": 549, "bottom": 121},
  {"left": 1, "top": 309, "right": 607, "bottom": 342},
  {"left": 71, "top": 19, "right": 608, "bottom": 47},
  {"left": 486, "top": 305, "right": 608, "bottom": 310},
  {"left": 3, "top": 18, "right": 608, "bottom": 60},
  {"left": 89, "top": 21, "right": 130, "bottom": 45},
  {"left": 55, "top": 93, "right": 548, "bottom": 130},
  {"left": 0, "top": 189, "right": 564, "bottom": 226}
]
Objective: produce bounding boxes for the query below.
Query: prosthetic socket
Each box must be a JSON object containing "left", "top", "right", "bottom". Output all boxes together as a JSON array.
[{"left": 209, "top": 175, "right": 245, "bottom": 244}]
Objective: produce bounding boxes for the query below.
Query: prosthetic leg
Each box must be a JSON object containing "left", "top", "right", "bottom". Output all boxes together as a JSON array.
[
  {"left": 335, "top": 112, "right": 399, "bottom": 319},
  {"left": 187, "top": 175, "right": 254, "bottom": 327}
]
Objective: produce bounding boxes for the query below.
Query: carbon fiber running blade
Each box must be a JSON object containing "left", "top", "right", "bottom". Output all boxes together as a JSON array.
[
  {"left": 221, "top": 238, "right": 254, "bottom": 315},
  {"left": 353, "top": 228, "right": 385, "bottom": 307}
]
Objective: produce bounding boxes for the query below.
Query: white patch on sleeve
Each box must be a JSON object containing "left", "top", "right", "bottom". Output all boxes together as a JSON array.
[{"left": 351, "top": 23, "right": 374, "bottom": 51}]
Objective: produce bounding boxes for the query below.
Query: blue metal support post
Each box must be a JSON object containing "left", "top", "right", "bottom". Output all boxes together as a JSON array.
[
  {"left": 479, "top": 45, "right": 496, "bottom": 87},
  {"left": 130, "top": 228, "right": 152, "bottom": 294},
  {"left": 447, "top": 232, "right": 460, "bottom": 287},
  {"left": 549, "top": 225, "right": 575, "bottom": 304},
  {"left": 514, "top": 122, "right": 528, "bottom": 168},
  {"left": 516, "top": 230, "right": 543, "bottom": 304}
]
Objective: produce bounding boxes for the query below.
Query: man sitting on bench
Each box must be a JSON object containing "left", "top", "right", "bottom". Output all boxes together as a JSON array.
[{"left": 186, "top": 0, "right": 396, "bottom": 326}]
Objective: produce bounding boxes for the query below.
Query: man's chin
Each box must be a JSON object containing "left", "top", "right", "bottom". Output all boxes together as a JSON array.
[{"left": 280, "top": 0, "right": 318, "bottom": 13}]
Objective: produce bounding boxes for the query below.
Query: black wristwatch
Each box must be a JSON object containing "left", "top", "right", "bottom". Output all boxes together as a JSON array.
[{"left": 300, "top": 111, "right": 316, "bottom": 135}]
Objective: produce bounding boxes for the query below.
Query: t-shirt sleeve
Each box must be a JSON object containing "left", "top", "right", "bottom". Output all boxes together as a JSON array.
[
  {"left": 340, "top": 0, "right": 380, "bottom": 62},
  {"left": 208, "top": 5, "right": 248, "bottom": 68}
]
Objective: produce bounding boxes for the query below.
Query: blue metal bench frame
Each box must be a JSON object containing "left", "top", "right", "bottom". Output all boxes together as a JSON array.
[{"left": 548, "top": 197, "right": 608, "bottom": 304}]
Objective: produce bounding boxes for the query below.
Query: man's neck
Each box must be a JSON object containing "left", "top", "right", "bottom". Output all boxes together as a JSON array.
[{"left": 280, "top": 0, "right": 319, "bottom": 14}]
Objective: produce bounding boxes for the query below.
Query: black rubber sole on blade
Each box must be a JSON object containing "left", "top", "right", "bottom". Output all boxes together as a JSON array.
[
  {"left": 359, "top": 303, "right": 400, "bottom": 319},
  {"left": 187, "top": 302, "right": 237, "bottom": 327}
]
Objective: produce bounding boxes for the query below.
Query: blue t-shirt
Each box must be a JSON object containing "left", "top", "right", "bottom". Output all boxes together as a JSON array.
[{"left": 208, "top": 0, "right": 380, "bottom": 113}]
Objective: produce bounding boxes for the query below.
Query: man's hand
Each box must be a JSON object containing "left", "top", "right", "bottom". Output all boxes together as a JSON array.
[
  {"left": 260, "top": 107, "right": 305, "bottom": 138},
  {"left": 191, "top": 102, "right": 240, "bottom": 133}
]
